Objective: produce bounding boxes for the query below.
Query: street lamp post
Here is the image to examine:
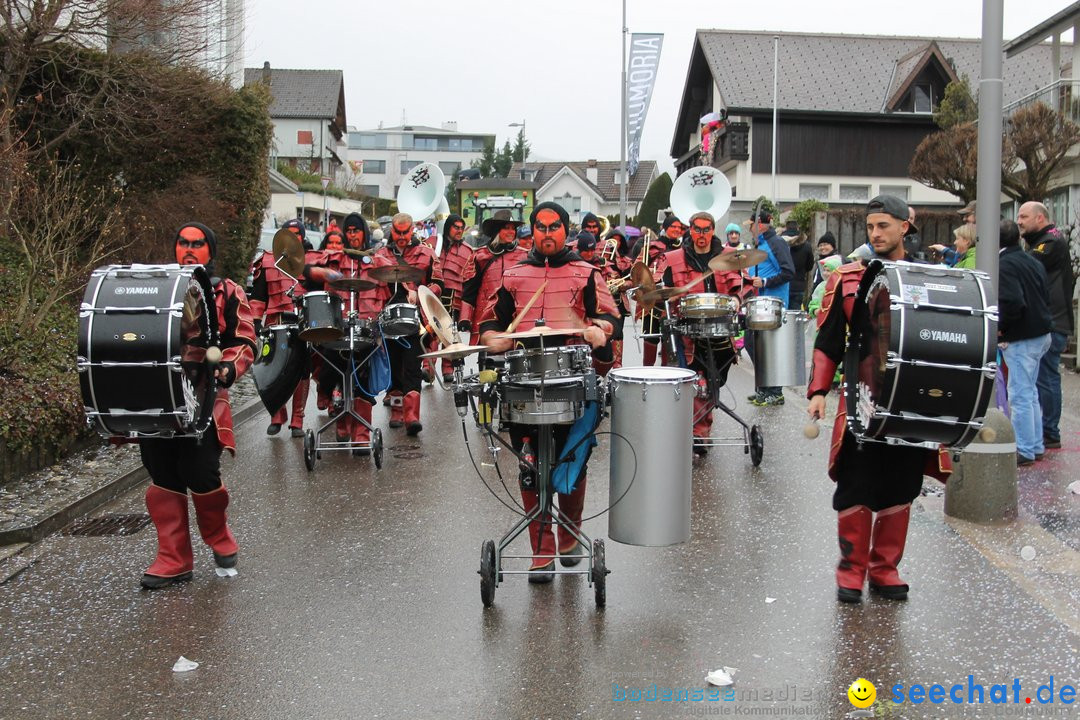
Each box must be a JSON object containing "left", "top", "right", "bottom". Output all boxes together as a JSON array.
[{"left": 508, "top": 120, "right": 527, "bottom": 178}]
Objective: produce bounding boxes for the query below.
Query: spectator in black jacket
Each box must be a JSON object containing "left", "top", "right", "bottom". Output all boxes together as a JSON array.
[
  {"left": 781, "top": 222, "right": 815, "bottom": 310},
  {"left": 1016, "top": 201, "right": 1075, "bottom": 450},
  {"left": 998, "top": 219, "right": 1053, "bottom": 466}
]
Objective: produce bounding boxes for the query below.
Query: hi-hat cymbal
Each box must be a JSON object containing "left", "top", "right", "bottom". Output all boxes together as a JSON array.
[
  {"left": 272, "top": 228, "right": 305, "bottom": 277},
  {"left": 493, "top": 326, "right": 585, "bottom": 340},
  {"left": 328, "top": 277, "right": 376, "bottom": 292},
  {"left": 369, "top": 265, "right": 423, "bottom": 284},
  {"left": 708, "top": 248, "right": 768, "bottom": 272},
  {"left": 418, "top": 285, "right": 456, "bottom": 347},
  {"left": 418, "top": 343, "right": 487, "bottom": 360}
]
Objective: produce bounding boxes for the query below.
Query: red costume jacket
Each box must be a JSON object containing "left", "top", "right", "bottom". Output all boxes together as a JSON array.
[
  {"left": 462, "top": 241, "right": 530, "bottom": 328},
  {"left": 318, "top": 249, "right": 390, "bottom": 319},
  {"left": 212, "top": 278, "right": 257, "bottom": 454},
  {"left": 661, "top": 246, "right": 750, "bottom": 366},
  {"left": 249, "top": 250, "right": 301, "bottom": 324},
  {"left": 432, "top": 241, "right": 475, "bottom": 314}
]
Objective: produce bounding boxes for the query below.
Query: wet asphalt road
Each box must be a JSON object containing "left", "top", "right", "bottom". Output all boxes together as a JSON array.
[{"left": 1, "top": 340, "right": 1078, "bottom": 719}]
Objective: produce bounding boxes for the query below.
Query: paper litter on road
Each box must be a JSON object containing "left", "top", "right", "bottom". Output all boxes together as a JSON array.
[
  {"left": 706, "top": 666, "right": 738, "bottom": 686},
  {"left": 1020, "top": 545, "right": 1037, "bottom": 562},
  {"left": 1067, "top": 480, "right": 1080, "bottom": 495},
  {"left": 172, "top": 656, "right": 199, "bottom": 672},
  {"left": 215, "top": 567, "right": 238, "bottom": 577},
  {"left": 765, "top": 597, "right": 776, "bottom": 604}
]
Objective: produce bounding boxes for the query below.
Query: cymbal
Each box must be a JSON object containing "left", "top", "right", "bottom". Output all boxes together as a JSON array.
[
  {"left": 418, "top": 343, "right": 487, "bottom": 360},
  {"left": 369, "top": 265, "right": 423, "bottom": 284},
  {"left": 639, "top": 287, "right": 683, "bottom": 303},
  {"left": 418, "top": 285, "right": 456, "bottom": 347},
  {"left": 493, "top": 326, "right": 585, "bottom": 340},
  {"left": 708, "top": 248, "right": 768, "bottom": 272},
  {"left": 328, "top": 277, "right": 376, "bottom": 292},
  {"left": 272, "top": 228, "right": 305, "bottom": 277},
  {"left": 630, "top": 261, "right": 656, "bottom": 292}
]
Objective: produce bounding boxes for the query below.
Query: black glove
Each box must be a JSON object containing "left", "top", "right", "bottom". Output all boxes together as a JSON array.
[
  {"left": 457, "top": 319, "right": 472, "bottom": 334},
  {"left": 216, "top": 361, "right": 236, "bottom": 388},
  {"left": 253, "top": 319, "right": 264, "bottom": 336}
]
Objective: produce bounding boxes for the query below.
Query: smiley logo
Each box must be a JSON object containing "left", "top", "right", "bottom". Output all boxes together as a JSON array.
[{"left": 848, "top": 678, "right": 876, "bottom": 708}]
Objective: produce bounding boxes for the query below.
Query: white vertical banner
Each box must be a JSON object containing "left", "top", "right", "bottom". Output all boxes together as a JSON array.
[{"left": 626, "top": 33, "right": 664, "bottom": 177}]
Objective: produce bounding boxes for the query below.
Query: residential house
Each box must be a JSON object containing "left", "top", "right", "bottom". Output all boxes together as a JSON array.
[{"left": 508, "top": 160, "right": 659, "bottom": 225}]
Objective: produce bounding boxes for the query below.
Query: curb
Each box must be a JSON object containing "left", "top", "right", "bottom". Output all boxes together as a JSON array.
[{"left": 0, "top": 397, "right": 266, "bottom": 546}]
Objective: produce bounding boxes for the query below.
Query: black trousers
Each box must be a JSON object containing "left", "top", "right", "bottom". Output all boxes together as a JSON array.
[
  {"left": 832, "top": 431, "right": 926, "bottom": 511},
  {"left": 387, "top": 333, "right": 423, "bottom": 394},
  {"left": 139, "top": 432, "right": 222, "bottom": 494}
]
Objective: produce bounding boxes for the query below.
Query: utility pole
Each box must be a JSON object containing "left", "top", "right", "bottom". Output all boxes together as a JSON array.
[{"left": 619, "top": 0, "right": 628, "bottom": 229}]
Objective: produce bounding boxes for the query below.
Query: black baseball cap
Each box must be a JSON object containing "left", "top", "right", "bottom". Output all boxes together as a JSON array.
[{"left": 866, "top": 194, "right": 917, "bottom": 235}]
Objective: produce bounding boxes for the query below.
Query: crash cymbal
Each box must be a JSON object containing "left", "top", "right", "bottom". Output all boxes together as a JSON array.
[
  {"left": 492, "top": 326, "right": 585, "bottom": 340},
  {"left": 272, "top": 228, "right": 305, "bottom": 277},
  {"left": 630, "top": 261, "right": 656, "bottom": 292},
  {"left": 328, "top": 277, "right": 376, "bottom": 292},
  {"left": 418, "top": 343, "right": 487, "bottom": 360},
  {"left": 639, "top": 287, "right": 684, "bottom": 303},
  {"left": 708, "top": 248, "right": 768, "bottom": 272},
  {"left": 418, "top": 285, "right": 456, "bottom": 347},
  {"left": 369, "top": 265, "right": 423, "bottom": 284}
]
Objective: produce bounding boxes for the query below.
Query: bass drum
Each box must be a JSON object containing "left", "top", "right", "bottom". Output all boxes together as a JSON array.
[
  {"left": 253, "top": 325, "right": 309, "bottom": 414},
  {"left": 846, "top": 260, "right": 997, "bottom": 449},
  {"left": 78, "top": 264, "right": 218, "bottom": 438}
]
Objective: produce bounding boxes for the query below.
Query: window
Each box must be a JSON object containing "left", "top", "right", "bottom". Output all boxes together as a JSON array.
[
  {"left": 414, "top": 137, "right": 438, "bottom": 150},
  {"left": 913, "top": 83, "right": 933, "bottom": 113},
  {"left": 879, "top": 184, "right": 910, "bottom": 201},
  {"left": 401, "top": 160, "right": 420, "bottom": 174},
  {"left": 799, "top": 183, "right": 830, "bottom": 201},
  {"left": 558, "top": 193, "right": 582, "bottom": 219},
  {"left": 359, "top": 184, "right": 380, "bottom": 197},
  {"left": 448, "top": 138, "right": 461, "bottom": 151},
  {"left": 364, "top": 160, "right": 386, "bottom": 174},
  {"left": 839, "top": 184, "right": 870, "bottom": 202},
  {"left": 351, "top": 133, "right": 385, "bottom": 149},
  {"left": 297, "top": 130, "right": 313, "bottom": 145},
  {"left": 1046, "top": 187, "right": 1069, "bottom": 227},
  {"left": 460, "top": 138, "right": 474, "bottom": 151},
  {"left": 438, "top": 161, "right": 460, "bottom": 177}
]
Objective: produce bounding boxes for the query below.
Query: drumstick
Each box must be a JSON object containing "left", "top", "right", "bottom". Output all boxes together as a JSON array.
[
  {"left": 506, "top": 280, "right": 548, "bottom": 334},
  {"left": 205, "top": 346, "right": 222, "bottom": 365}
]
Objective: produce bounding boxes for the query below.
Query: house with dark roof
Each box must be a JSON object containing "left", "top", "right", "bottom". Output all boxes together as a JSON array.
[
  {"left": 671, "top": 30, "right": 1067, "bottom": 213},
  {"left": 505, "top": 160, "right": 659, "bottom": 224},
  {"left": 244, "top": 63, "right": 347, "bottom": 178}
]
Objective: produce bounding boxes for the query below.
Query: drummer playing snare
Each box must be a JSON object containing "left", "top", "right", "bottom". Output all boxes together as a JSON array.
[
  {"left": 806, "top": 195, "right": 951, "bottom": 604},
  {"left": 479, "top": 201, "right": 620, "bottom": 582},
  {"left": 659, "top": 211, "right": 752, "bottom": 455}
]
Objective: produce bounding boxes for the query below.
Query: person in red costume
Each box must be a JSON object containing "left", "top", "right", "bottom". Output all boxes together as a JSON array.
[
  {"left": 139, "top": 223, "right": 257, "bottom": 589},
  {"left": 631, "top": 215, "right": 686, "bottom": 366},
  {"left": 807, "top": 195, "right": 952, "bottom": 603},
  {"left": 574, "top": 230, "right": 624, "bottom": 376},
  {"left": 373, "top": 213, "right": 439, "bottom": 435},
  {"left": 659, "top": 212, "right": 751, "bottom": 455},
  {"left": 480, "top": 202, "right": 620, "bottom": 582},
  {"left": 430, "top": 213, "right": 475, "bottom": 381},
  {"left": 310, "top": 213, "right": 390, "bottom": 453},
  {"left": 249, "top": 218, "right": 311, "bottom": 437},
  {"left": 459, "top": 210, "right": 528, "bottom": 342}
]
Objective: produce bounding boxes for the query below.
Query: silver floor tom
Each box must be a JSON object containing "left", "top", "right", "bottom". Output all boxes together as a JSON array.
[
  {"left": 753, "top": 311, "right": 810, "bottom": 388},
  {"left": 608, "top": 366, "right": 696, "bottom": 546},
  {"left": 499, "top": 377, "right": 586, "bottom": 425},
  {"left": 744, "top": 295, "right": 784, "bottom": 330},
  {"left": 504, "top": 345, "right": 591, "bottom": 384}
]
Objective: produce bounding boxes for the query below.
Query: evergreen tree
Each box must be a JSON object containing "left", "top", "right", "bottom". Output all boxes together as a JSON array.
[
  {"left": 511, "top": 128, "right": 531, "bottom": 164},
  {"left": 470, "top": 138, "right": 498, "bottom": 178},
  {"left": 494, "top": 140, "right": 514, "bottom": 178},
  {"left": 637, "top": 172, "right": 672, "bottom": 231}
]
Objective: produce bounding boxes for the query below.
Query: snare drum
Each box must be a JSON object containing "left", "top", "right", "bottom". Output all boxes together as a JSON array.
[
  {"left": 322, "top": 317, "right": 377, "bottom": 357},
  {"left": 680, "top": 293, "right": 737, "bottom": 319},
  {"left": 504, "top": 345, "right": 592, "bottom": 384},
  {"left": 499, "top": 377, "right": 587, "bottom": 425},
  {"left": 744, "top": 295, "right": 784, "bottom": 330},
  {"left": 846, "top": 261, "right": 997, "bottom": 448},
  {"left": 379, "top": 303, "right": 420, "bottom": 338},
  {"left": 675, "top": 316, "right": 740, "bottom": 338},
  {"left": 298, "top": 291, "right": 344, "bottom": 343},
  {"left": 78, "top": 264, "right": 217, "bottom": 438}
]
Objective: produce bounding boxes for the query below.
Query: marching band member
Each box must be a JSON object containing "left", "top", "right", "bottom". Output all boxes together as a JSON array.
[
  {"left": 312, "top": 213, "right": 390, "bottom": 452},
  {"left": 430, "top": 213, "right": 475, "bottom": 381},
  {"left": 631, "top": 215, "right": 686, "bottom": 366},
  {"left": 660, "top": 212, "right": 751, "bottom": 455},
  {"left": 575, "top": 230, "right": 623, "bottom": 376},
  {"left": 480, "top": 202, "right": 619, "bottom": 582},
  {"left": 807, "top": 195, "right": 951, "bottom": 603},
  {"left": 139, "top": 223, "right": 256, "bottom": 589},
  {"left": 459, "top": 210, "right": 529, "bottom": 343},
  {"left": 249, "top": 218, "right": 310, "bottom": 437},
  {"left": 373, "top": 213, "right": 438, "bottom": 436}
]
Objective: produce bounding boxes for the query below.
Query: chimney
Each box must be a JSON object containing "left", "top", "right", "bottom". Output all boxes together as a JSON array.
[
  {"left": 261, "top": 61, "right": 271, "bottom": 85},
  {"left": 586, "top": 159, "right": 598, "bottom": 185},
  {"left": 441, "top": 121, "right": 458, "bottom": 132}
]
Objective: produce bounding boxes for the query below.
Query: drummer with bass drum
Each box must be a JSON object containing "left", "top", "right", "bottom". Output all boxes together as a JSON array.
[
  {"left": 480, "top": 202, "right": 620, "bottom": 582},
  {"left": 807, "top": 195, "right": 952, "bottom": 604}
]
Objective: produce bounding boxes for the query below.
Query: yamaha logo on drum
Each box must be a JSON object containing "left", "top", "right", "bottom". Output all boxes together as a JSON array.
[
  {"left": 920, "top": 328, "right": 968, "bottom": 344},
  {"left": 114, "top": 286, "right": 160, "bottom": 295}
]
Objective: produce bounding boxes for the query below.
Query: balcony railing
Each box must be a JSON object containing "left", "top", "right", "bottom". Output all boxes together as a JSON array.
[
  {"left": 675, "top": 122, "right": 751, "bottom": 175},
  {"left": 1003, "top": 79, "right": 1080, "bottom": 123}
]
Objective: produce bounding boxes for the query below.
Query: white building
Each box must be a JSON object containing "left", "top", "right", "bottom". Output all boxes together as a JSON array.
[
  {"left": 512, "top": 160, "right": 660, "bottom": 224},
  {"left": 346, "top": 123, "right": 496, "bottom": 199}
]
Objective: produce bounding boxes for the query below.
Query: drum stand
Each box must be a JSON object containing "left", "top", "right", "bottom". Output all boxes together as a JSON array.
[{"left": 303, "top": 295, "right": 385, "bottom": 471}]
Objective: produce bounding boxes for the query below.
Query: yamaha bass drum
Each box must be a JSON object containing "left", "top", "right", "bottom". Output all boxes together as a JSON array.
[{"left": 845, "top": 260, "right": 997, "bottom": 449}]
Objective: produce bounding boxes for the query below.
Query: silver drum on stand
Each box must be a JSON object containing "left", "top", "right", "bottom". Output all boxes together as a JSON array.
[
  {"left": 753, "top": 311, "right": 810, "bottom": 388},
  {"left": 608, "top": 366, "right": 696, "bottom": 546}
]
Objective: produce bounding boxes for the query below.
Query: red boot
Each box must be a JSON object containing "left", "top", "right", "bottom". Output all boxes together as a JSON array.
[
  {"left": 191, "top": 486, "right": 238, "bottom": 568},
  {"left": 868, "top": 504, "right": 911, "bottom": 600},
  {"left": 521, "top": 488, "right": 557, "bottom": 581},
  {"left": 142, "top": 485, "right": 194, "bottom": 589},
  {"left": 441, "top": 357, "right": 455, "bottom": 383},
  {"left": 692, "top": 396, "right": 713, "bottom": 456},
  {"left": 556, "top": 474, "right": 588, "bottom": 567},
  {"left": 351, "top": 398, "right": 373, "bottom": 456},
  {"left": 288, "top": 379, "right": 309, "bottom": 436},
  {"left": 836, "top": 505, "right": 872, "bottom": 603},
  {"left": 404, "top": 390, "right": 422, "bottom": 436},
  {"left": 388, "top": 391, "right": 403, "bottom": 428},
  {"left": 267, "top": 405, "right": 287, "bottom": 435}
]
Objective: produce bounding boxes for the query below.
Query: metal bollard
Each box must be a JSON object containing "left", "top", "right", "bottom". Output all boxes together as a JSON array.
[{"left": 944, "top": 408, "right": 1017, "bottom": 523}]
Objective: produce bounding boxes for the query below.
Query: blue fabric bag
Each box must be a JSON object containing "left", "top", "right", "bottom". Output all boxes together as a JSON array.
[{"left": 552, "top": 401, "right": 601, "bottom": 494}]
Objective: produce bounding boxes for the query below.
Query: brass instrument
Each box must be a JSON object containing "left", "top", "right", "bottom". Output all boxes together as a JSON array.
[{"left": 606, "top": 273, "right": 633, "bottom": 294}]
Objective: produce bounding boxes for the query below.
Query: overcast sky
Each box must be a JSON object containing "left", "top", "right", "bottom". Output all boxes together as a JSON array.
[{"left": 244, "top": 0, "right": 1072, "bottom": 176}]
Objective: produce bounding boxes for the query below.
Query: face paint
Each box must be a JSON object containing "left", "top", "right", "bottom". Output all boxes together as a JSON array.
[
  {"left": 689, "top": 222, "right": 714, "bottom": 251},
  {"left": 391, "top": 221, "right": 412, "bottom": 248},
  {"left": 344, "top": 227, "right": 365, "bottom": 249},
  {"left": 449, "top": 222, "right": 465, "bottom": 242},
  {"left": 176, "top": 226, "right": 211, "bottom": 266},
  {"left": 326, "top": 233, "right": 345, "bottom": 252},
  {"left": 534, "top": 209, "right": 567, "bottom": 256}
]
